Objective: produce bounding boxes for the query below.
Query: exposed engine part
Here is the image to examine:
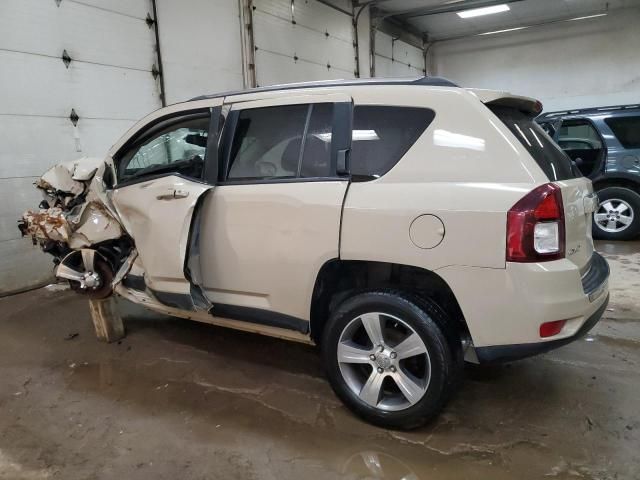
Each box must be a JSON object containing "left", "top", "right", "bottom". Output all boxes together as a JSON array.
[
  {"left": 20, "top": 207, "right": 72, "bottom": 243},
  {"left": 57, "top": 249, "right": 115, "bottom": 299},
  {"left": 18, "top": 157, "right": 135, "bottom": 297}
]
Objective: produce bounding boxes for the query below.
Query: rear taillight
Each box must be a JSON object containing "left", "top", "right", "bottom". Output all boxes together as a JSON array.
[{"left": 506, "top": 183, "right": 565, "bottom": 262}]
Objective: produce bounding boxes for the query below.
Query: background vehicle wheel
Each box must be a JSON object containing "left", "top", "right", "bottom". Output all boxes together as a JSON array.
[
  {"left": 321, "top": 290, "right": 461, "bottom": 430},
  {"left": 593, "top": 187, "right": 640, "bottom": 241}
]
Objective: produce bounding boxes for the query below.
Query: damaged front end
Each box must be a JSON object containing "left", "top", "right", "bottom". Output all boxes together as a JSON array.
[{"left": 18, "top": 158, "right": 134, "bottom": 299}]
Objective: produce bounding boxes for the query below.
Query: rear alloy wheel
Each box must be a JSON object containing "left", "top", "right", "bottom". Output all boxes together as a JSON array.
[
  {"left": 322, "top": 291, "right": 460, "bottom": 430},
  {"left": 593, "top": 187, "right": 640, "bottom": 241},
  {"left": 338, "top": 312, "right": 431, "bottom": 412}
]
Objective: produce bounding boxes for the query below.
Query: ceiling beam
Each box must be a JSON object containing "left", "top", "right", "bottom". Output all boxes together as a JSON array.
[{"left": 373, "top": 12, "right": 427, "bottom": 50}]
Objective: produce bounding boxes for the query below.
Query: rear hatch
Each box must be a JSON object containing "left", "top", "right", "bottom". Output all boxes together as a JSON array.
[{"left": 486, "top": 99, "right": 595, "bottom": 272}]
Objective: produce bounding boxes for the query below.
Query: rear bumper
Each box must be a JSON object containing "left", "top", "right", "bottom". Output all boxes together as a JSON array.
[
  {"left": 581, "top": 251, "right": 610, "bottom": 301},
  {"left": 475, "top": 293, "right": 609, "bottom": 363},
  {"left": 437, "top": 252, "right": 610, "bottom": 360}
]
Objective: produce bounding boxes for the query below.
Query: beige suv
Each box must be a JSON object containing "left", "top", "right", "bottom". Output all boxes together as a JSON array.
[{"left": 19, "top": 77, "right": 610, "bottom": 429}]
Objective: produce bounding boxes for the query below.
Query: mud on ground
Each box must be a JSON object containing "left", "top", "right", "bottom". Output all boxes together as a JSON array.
[{"left": 0, "top": 241, "right": 639, "bottom": 479}]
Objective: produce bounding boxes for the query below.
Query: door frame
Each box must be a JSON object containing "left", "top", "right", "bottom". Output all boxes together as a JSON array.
[
  {"left": 183, "top": 94, "right": 355, "bottom": 330},
  {"left": 107, "top": 103, "right": 223, "bottom": 306},
  {"left": 554, "top": 116, "right": 607, "bottom": 179}
]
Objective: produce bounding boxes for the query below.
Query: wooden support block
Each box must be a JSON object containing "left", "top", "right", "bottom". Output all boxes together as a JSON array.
[{"left": 88, "top": 297, "right": 125, "bottom": 343}]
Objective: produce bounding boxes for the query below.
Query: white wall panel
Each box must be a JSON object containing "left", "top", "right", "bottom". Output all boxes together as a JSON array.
[
  {"left": 0, "top": 51, "right": 158, "bottom": 119},
  {"left": 0, "top": 116, "right": 135, "bottom": 179},
  {"left": 155, "top": 0, "right": 244, "bottom": 103},
  {"left": 72, "top": 0, "right": 150, "bottom": 19},
  {"left": 0, "top": 0, "right": 155, "bottom": 71},
  {"left": 254, "top": 49, "right": 349, "bottom": 86},
  {"left": 374, "top": 31, "right": 424, "bottom": 78},
  {"left": 431, "top": 8, "right": 640, "bottom": 111},
  {"left": 0, "top": 0, "right": 160, "bottom": 294},
  {"left": 253, "top": 0, "right": 355, "bottom": 86}
]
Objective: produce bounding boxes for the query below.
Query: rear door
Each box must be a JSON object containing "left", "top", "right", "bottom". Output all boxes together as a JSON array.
[
  {"left": 196, "top": 93, "right": 352, "bottom": 326},
  {"left": 602, "top": 113, "right": 640, "bottom": 173},
  {"left": 490, "top": 105, "right": 596, "bottom": 271},
  {"left": 109, "top": 105, "right": 221, "bottom": 297}
]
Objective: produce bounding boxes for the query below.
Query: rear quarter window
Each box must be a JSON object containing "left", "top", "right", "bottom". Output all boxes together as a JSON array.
[
  {"left": 350, "top": 106, "right": 435, "bottom": 180},
  {"left": 490, "top": 106, "right": 578, "bottom": 181},
  {"left": 605, "top": 116, "right": 640, "bottom": 149}
]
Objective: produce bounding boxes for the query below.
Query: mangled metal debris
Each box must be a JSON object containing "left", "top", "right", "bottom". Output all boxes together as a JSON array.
[{"left": 18, "top": 157, "right": 133, "bottom": 299}]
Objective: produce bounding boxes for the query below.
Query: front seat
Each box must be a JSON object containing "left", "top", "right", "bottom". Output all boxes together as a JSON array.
[
  {"left": 300, "top": 136, "right": 330, "bottom": 177},
  {"left": 280, "top": 136, "right": 330, "bottom": 177},
  {"left": 281, "top": 137, "right": 302, "bottom": 175}
]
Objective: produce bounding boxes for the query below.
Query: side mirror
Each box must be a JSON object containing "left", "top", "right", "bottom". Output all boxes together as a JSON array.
[{"left": 103, "top": 163, "right": 115, "bottom": 189}]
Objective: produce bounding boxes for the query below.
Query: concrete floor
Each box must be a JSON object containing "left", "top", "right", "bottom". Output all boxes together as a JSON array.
[{"left": 0, "top": 242, "right": 639, "bottom": 480}]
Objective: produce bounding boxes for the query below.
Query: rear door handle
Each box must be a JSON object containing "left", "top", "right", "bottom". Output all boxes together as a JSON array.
[{"left": 156, "top": 189, "right": 190, "bottom": 200}]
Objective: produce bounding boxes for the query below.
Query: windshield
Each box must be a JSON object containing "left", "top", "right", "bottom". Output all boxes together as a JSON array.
[{"left": 490, "top": 106, "right": 578, "bottom": 181}]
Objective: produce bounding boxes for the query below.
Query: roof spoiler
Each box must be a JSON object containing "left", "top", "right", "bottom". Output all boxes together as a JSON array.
[{"left": 468, "top": 89, "right": 543, "bottom": 117}]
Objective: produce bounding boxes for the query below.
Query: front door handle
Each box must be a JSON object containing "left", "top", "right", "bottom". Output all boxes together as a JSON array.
[{"left": 156, "top": 189, "right": 190, "bottom": 200}]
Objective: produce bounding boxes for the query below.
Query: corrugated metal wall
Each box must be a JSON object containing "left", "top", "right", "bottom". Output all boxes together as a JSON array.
[
  {"left": 374, "top": 31, "right": 425, "bottom": 78},
  {"left": 252, "top": 0, "right": 355, "bottom": 86},
  {"left": 155, "top": 0, "right": 244, "bottom": 104}
]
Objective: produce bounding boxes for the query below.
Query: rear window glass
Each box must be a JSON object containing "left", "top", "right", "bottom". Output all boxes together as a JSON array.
[
  {"left": 351, "top": 106, "right": 435, "bottom": 180},
  {"left": 605, "top": 116, "right": 640, "bottom": 149},
  {"left": 490, "top": 106, "right": 577, "bottom": 181}
]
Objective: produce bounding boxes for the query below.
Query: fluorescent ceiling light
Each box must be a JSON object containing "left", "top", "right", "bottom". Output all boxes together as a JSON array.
[
  {"left": 568, "top": 13, "right": 607, "bottom": 21},
  {"left": 457, "top": 4, "right": 510, "bottom": 18},
  {"left": 478, "top": 26, "right": 527, "bottom": 35}
]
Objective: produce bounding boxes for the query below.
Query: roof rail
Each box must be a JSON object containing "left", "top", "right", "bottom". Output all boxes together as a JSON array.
[
  {"left": 188, "top": 76, "right": 459, "bottom": 102},
  {"left": 538, "top": 103, "right": 640, "bottom": 119}
]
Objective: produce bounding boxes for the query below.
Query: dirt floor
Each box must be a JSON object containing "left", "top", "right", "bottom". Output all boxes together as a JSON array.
[{"left": 0, "top": 241, "right": 639, "bottom": 480}]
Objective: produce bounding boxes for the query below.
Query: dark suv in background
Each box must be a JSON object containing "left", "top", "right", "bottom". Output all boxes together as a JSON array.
[{"left": 538, "top": 104, "right": 640, "bottom": 240}]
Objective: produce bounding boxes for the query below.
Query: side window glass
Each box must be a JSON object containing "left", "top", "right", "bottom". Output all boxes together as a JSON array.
[
  {"left": 301, "top": 103, "right": 333, "bottom": 178},
  {"left": 350, "top": 106, "right": 435, "bottom": 179},
  {"left": 227, "top": 104, "right": 308, "bottom": 180},
  {"left": 605, "top": 116, "right": 640, "bottom": 149},
  {"left": 118, "top": 115, "right": 209, "bottom": 183},
  {"left": 557, "top": 120, "right": 602, "bottom": 150}
]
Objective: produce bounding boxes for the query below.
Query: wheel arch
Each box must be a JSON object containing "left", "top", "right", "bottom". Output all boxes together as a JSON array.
[
  {"left": 592, "top": 173, "right": 640, "bottom": 194},
  {"left": 309, "top": 259, "right": 469, "bottom": 346}
]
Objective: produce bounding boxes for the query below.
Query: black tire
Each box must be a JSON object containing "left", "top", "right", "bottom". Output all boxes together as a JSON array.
[
  {"left": 592, "top": 187, "right": 640, "bottom": 241},
  {"left": 321, "top": 290, "right": 461, "bottom": 430}
]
